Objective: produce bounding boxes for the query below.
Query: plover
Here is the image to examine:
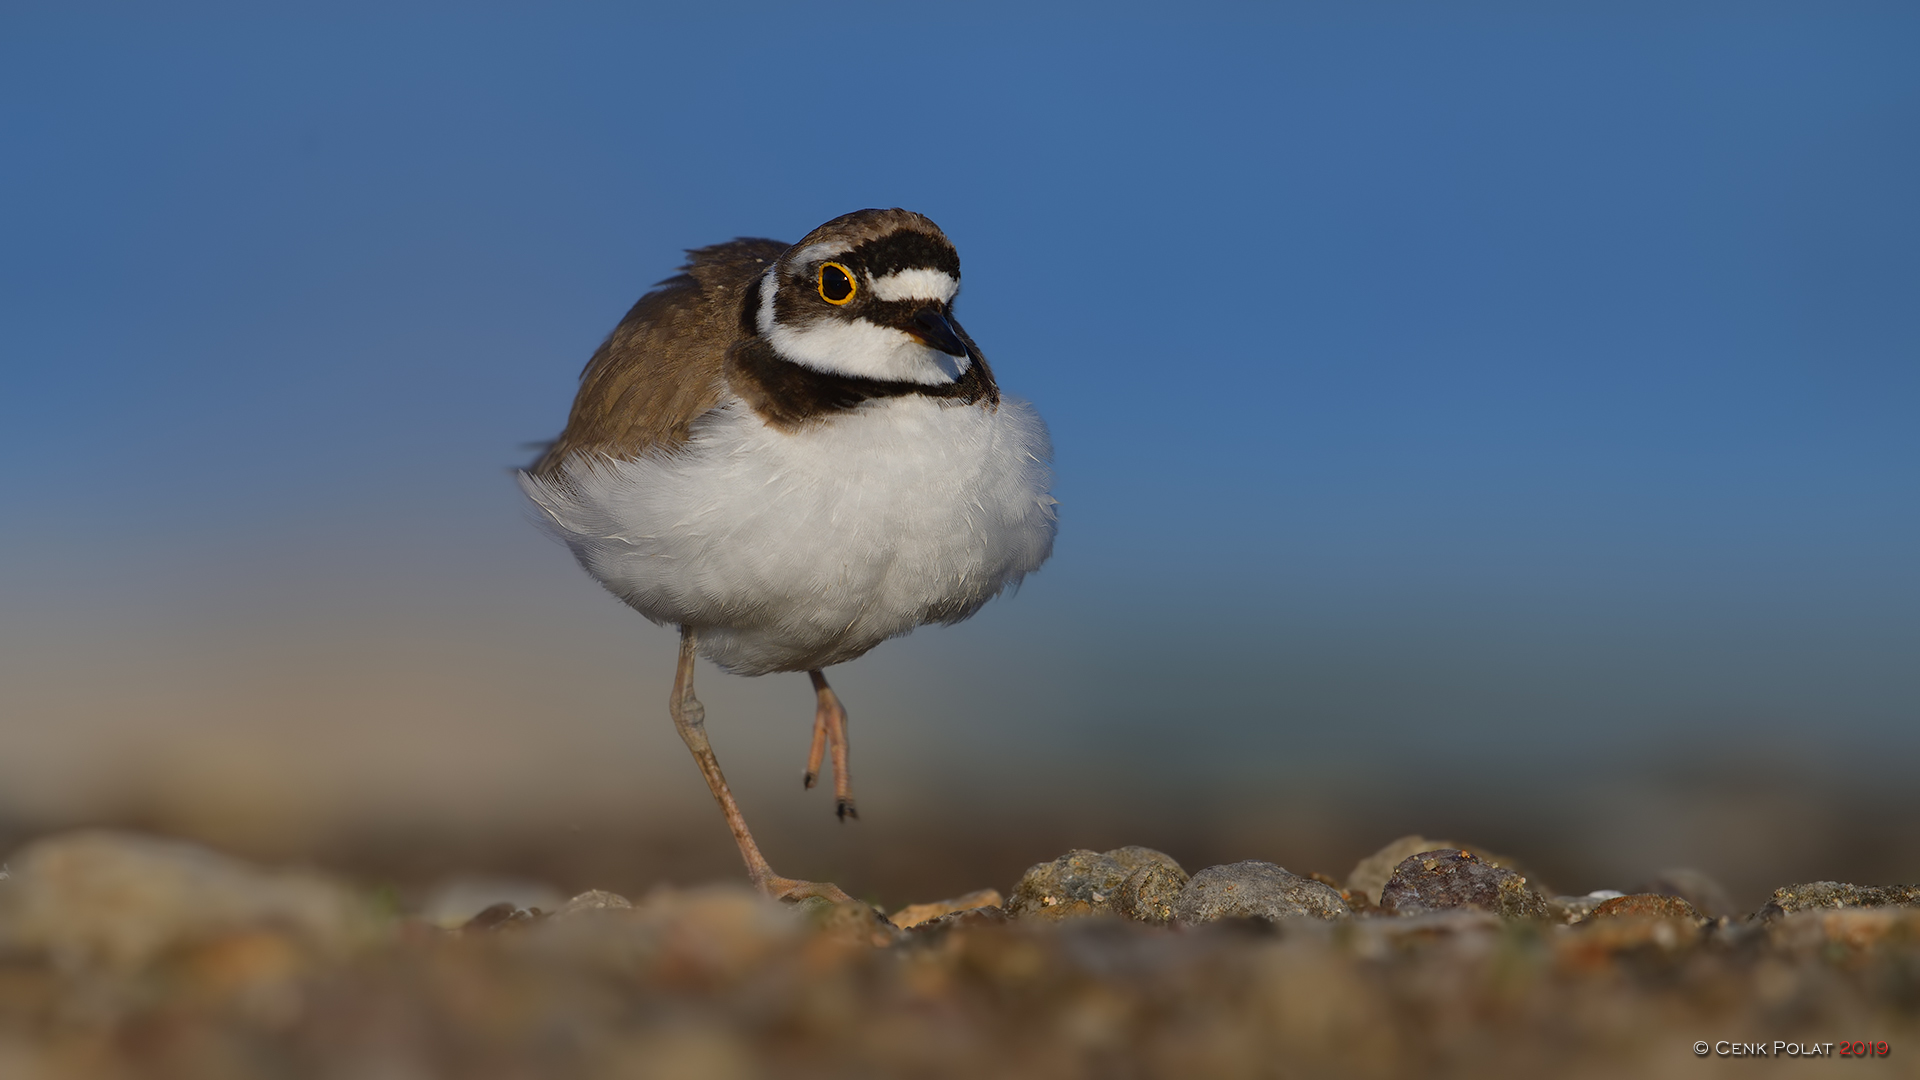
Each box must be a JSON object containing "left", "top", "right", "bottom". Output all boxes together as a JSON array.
[{"left": 520, "top": 209, "right": 1056, "bottom": 902}]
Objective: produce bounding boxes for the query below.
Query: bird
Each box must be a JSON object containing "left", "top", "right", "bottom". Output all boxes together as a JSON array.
[{"left": 519, "top": 208, "right": 1056, "bottom": 903}]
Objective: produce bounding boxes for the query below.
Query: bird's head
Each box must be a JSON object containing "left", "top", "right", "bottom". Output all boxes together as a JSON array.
[{"left": 754, "top": 208, "right": 975, "bottom": 385}]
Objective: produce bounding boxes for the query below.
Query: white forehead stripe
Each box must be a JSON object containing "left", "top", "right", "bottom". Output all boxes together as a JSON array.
[
  {"left": 868, "top": 268, "right": 959, "bottom": 304},
  {"left": 791, "top": 241, "right": 852, "bottom": 267}
]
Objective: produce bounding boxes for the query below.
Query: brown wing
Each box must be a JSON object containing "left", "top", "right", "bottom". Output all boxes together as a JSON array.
[{"left": 529, "top": 237, "right": 790, "bottom": 477}]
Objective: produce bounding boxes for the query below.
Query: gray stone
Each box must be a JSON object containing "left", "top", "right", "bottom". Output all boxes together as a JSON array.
[
  {"left": 1173, "top": 861, "right": 1349, "bottom": 925},
  {"left": 1346, "top": 835, "right": 1446, "bottom": 907},
  {"left": 1114, "top": 863, "right": 1189, "bottom": 925},
  {"left": 1107, "top": 846, "right": 1185, "bottom": 876},
  {"left": 1007, "top": 849, "right": 1125, "bottom": 919},
  {"left": 1007, "top": 846, "right": 1186, "bottom": 921},
  {"left": 1754, "top": 881, "right": 1920, "bottom": 921},
  {"left": 1379, "top": 849, "right": 1551, "bottom": 921},
  {"left": 550, "top": 889, "right": 634, "bottom": 920}
]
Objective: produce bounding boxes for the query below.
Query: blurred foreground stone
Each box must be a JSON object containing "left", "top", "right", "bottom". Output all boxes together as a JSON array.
[
  {"left": 0, "top": 830, "right": 378, "bottom": 971},
  {"left": 1, "top": 830, "right": 1917, "bottom": 1078}
]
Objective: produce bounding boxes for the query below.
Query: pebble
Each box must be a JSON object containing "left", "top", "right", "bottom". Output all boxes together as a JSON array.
[
  {"left": 1547, "top": 890, "right": 1624, "bottom": 923},
  {"left": 1345, "top": 835, "right": 1447, "bottom": 907},
  {"left": 1755, "top": 880, "right": 1920, "bottom": 920},
  {"left": 1172, "top": 861, "right": 1349, "bottom": 925},
  {"left": 1379, "top": 849, "right": 1551, "bottom": 920},
  {"left": 1346, "top": 835, "right": 1548, "bottom": 906},
  {"left": 1586, "top": 893, "right": 1703, "bottom": 922},
  {"left": 1115, "top": 863, "right": 1189, "bottom": 924},
  {"left": 550, "top": 889, "right": 635, "bottom": 920},
  {"left": 898, "top": 904, "right": 1008, "bottom": 942},
  {"left": 1631, "top": 868, "right": 1736, "bottom": 920},
  {"left": 420, "top": 875, "right": 565, "bottom": 929},
  {"left": 461, "top": 901, "right": 540, "bottom": 933},
  {"left": 1006, "top": 846, "right": 1185, "bottom": 921},
  {"left": 1107, "top": 845, "right": 1187, "bottom": 876},
  {"left": 891, "top": 888, "right": 1003, "bottom": 930}
]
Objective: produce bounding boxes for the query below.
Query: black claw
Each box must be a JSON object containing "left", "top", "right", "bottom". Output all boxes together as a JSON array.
[
  {"left": 836, "top": 799, "right": 859, "bottom": 822},
  {"left": 803, "top": 772, "right": 817, "bottom": 790}
]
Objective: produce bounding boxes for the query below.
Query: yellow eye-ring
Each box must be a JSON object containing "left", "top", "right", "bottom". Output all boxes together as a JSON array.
[{"left": 817, "top": 262, "right": 857, "bottom": 305}]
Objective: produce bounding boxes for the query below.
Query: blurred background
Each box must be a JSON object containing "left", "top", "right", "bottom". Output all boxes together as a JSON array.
[{"left": 3, "top": 5, "right": 1916, "bottom": 913}]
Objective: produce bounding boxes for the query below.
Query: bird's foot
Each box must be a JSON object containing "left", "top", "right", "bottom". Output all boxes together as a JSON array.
[
  {"left": 758, "top": 873, "right": 856, "bottom": 906},
  {"left": 758, "top": 874, "right": 900, "bottom": 945},
  {"left": 836, "top": 796, "right": 858, "bottom": 821}
]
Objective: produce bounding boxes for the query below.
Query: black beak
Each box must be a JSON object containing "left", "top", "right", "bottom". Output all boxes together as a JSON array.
[{"left": 909, "top": 306, "right": 970, "bottom": 358}]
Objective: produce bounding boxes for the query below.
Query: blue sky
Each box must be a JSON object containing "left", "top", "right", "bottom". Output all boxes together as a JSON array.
[{"left": 3, "top": 8, "right": 1917, "bottom": 838}]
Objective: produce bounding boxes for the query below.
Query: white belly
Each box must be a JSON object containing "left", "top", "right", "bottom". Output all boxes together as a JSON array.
[{"left": 519, "top": 395, "right": 1056, "bottom": 675}]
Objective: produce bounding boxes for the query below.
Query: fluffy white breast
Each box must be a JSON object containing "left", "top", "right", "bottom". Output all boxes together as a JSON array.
[
  {"left": 520, "top": 395, "right": 1056, "bottom": 675},
  {"left": 756, "top": 269, "right": 969, "bottom": 384}
]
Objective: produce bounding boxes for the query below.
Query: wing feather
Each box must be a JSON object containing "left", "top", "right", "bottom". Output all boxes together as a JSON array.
[{"left": 530, "top": 237, "right": 789, "bottom": 476}]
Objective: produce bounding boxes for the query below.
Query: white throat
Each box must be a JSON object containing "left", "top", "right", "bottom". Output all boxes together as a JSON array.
[{"left": 757, "top": 269, "right": 970, "bottom": 385}]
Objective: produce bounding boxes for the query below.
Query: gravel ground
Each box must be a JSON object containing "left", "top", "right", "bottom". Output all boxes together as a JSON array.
[{"left": 2, "top": 830, "right": 1916, "bottom": 1079}]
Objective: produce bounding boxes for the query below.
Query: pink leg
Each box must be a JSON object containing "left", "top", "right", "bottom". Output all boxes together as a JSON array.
[
  {"left": 668, "top": 627, "right": 853, "bottom": 903},
  {"left": 807, "top": 670, "right": 857, "bottom": 820}
]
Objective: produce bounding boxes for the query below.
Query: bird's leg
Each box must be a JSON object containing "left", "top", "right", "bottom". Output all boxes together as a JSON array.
[
  {"left": 803, "top": 680, "right": 830, "bottom": 792},
  {"left": 806, "top": 670, "right": 857, "bottom": 820},
  {"left": 668, "top": 627, "right": 853, "bottom": 904}
]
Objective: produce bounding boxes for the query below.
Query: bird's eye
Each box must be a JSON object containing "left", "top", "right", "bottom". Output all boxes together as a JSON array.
[{"left": 817, "top": 262, "right": 857, "bottom": 305}]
